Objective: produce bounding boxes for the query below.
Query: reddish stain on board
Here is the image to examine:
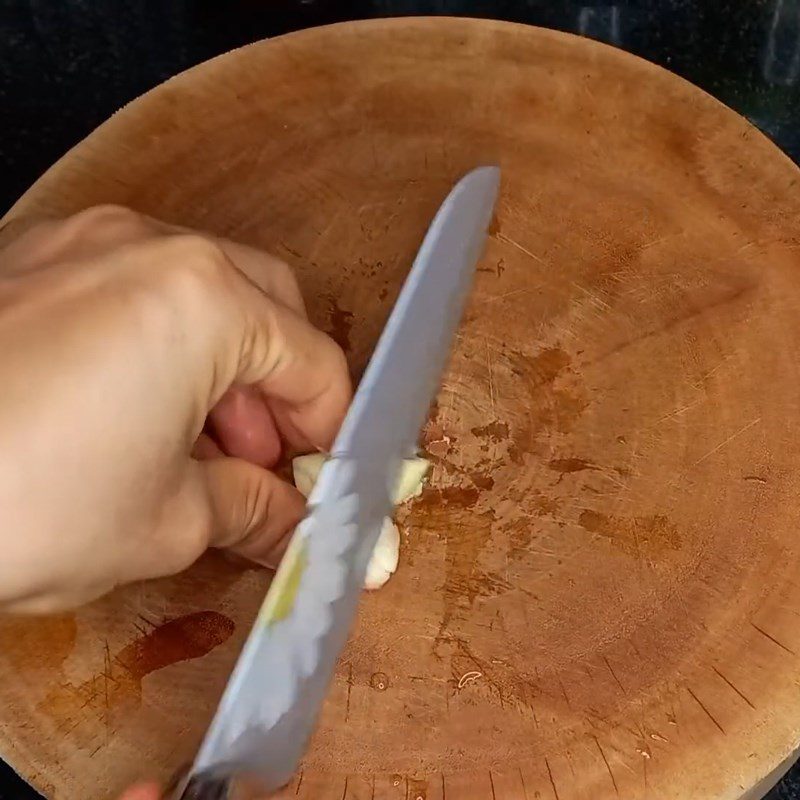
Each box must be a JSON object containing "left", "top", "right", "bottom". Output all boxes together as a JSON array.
[
  {"left": 115, "top": 611, "right": 235, "bottom": 680},
  {"left": 438, "top": 510, "right": 499, "bottom": 618},
  {"left": 549, "top": 457, "right": 598, "bottom": 475},
  {"left": 542, "top": 391, "right": 590, "bottom": 434},
  {"left": 415, "top": 485, "right": 480, "bottom": 510},
  {"left": 471, "top": 472, "right": 495, "bottom": 491},
  {"left": 0, "top": 614, "right": 77, "bottom": 671},
  {"left": 510, "top": 347, "right": 571, "bottom": 386},
  {"left": 579, "top": 510, "right": 681, "bottom": 556},
  {"left": 506, "top": 347, "right": 589, "bottom": 451},
  {"left": 411, "top": 484, "right": 498, "bottom": 627},
  {"left": 503, "top": 491, "right": 562, "bottom": 561},
  {"left": 38, "top": 611, "right": 234, "bottom": 731},
  {"left": 533, "top": 493, "right": 560, "bottom": 515},
  {"left": 470, "top": 420, "right": 510, "bottom": 441}
]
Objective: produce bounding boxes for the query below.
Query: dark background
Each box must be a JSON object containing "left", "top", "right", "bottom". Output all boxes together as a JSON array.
[{"left": 1, "top": 0, "right": 799, "bottom": 797}]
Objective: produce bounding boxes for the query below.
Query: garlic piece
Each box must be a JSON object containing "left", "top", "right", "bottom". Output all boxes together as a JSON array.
[
  {"left": 292, "top": 452, "right": 326, "bottom": 499},
  {"left": 291, "top": 453, "right": 430, "bottom": 590},
  {"left": 292, "top": 453, "right": 429, "bottom": 505},
  {"left": 363, "top": 518, "right": 400, "bottom": 590},
  {"left": 391, "top": 457, "right": 430, "bottom": 504}
]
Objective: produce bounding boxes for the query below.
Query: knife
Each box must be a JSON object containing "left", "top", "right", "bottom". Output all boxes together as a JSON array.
[{"left": 174, "top": 166, "right": 500, "bottom": 799}]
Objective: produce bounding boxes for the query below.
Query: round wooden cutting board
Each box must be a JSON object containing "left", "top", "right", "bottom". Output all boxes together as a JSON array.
[{"left": 3, "top": 16, "right": 800, "bottom": 800}]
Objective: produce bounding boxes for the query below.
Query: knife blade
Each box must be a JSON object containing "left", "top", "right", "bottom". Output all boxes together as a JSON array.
[{"left": 176, "top": 166, "right": 500, "bottom": 798}]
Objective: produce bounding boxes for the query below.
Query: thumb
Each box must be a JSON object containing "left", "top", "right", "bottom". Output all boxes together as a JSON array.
[{"left": 200, "top": 458, "right": 306, "bottom": 568}]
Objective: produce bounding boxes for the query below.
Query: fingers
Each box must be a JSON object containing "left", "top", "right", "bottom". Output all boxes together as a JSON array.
[
  {"left": 113, "top": 454, "right": 302, "bottom": 583},
  {"left": 192, "top": 432, "right": 225, "bottom": 460},
  {"left": 200, "top": 457, "right": 306, "bottom": 567},
  {"left": 5, "top": 207, "right": 349, "bottom": 469},
  {"left": 215, "top": 237, "right": 306, "bottom": 316},
  {"left": 1, "top": 206, "right": 306, "bottom": 316},
  {"left": 0, "top": 206, "right": 153, "bottom": 274},
  {"left": 198, "top": 239, "right": 311, "bottom": 463},
  {"left": 225, "top": 280, "right": 352, "bottom": 452},
  {"left": 4, "top": 206, "right": 344, "bottom": 453},
  {"left": 4, "top": 207, "right": 329, "bottom": 460}
]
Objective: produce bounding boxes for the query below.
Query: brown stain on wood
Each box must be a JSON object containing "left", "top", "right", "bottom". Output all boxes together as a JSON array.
[
  {"left": 510, "top": 347, "right": 571, "bottom": 388},
  {"left": 507, "top": 347, "right": 589, "bottom": 460},
  {"left": 326, "top": 295, "right": 354, "bottom": 352},
  {"left": 415, "top": 485, "right": 481, "bottom": 511},
  {"left": 504, "top": 492, "right": 560, "bottom": 561},
  {"left": 507, "top": 439, "right": 526, "bottom": 466},
  {"left": 548, "top": 457, "right": 597, "bottom": 475},
  {"left": 423, "top": 420, "right": 445, "bottom": 446},
  {"left": 579, "top": 510, "right": 681, "bottom": 556},
  {"left": 0, "top": 613, "right": 77, "bottom": 672},
  {"left": 114, "top": 610, "right": 235, "bottom": 680},
  {"left": 504, "top": 517, "right": 534, "bottom": 562},
  {"left": 537, "top": 391, "right": 590, "bottom": 435},
  {"left": 471, "top": 472, "right": 495, "bottom": 490},
  {"left": 532, "top": 493, "right": 560, "bottom": 516},
  {"left": 411, "top": 485, "right": 500, "bottom": 625},
  {"left": 471, "top": 421, "right": 510, "bottom": 442},
  {"left": 38, "top": 611, "right": 234, "bottom": 725},
  {"left": 424, "top": 441, "right": 457, "bottom": 468}
]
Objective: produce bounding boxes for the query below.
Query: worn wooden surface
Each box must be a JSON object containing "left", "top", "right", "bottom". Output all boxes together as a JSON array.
[{"left": 2, "top": 17, "right": 800, "bottom": 800}]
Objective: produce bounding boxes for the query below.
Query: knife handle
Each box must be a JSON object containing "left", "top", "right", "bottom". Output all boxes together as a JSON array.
[
  {"left": 166, "top": 765, "right": 230, "bottom": 800},
  {"left": 169, "top": 771, "right": 273, "bottom": 799},
  {"left": 174, "top": 775, "right": 230, "bottom": 800}
]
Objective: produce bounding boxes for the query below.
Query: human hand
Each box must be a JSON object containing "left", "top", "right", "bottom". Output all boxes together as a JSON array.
[
  {"left": 118, "top": 783, "right": 161, "bottom": 800},
  {"left": 0, "top": 206, "right": 351, "bottom": 612}
]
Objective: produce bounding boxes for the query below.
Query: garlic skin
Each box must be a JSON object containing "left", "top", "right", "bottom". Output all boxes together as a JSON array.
[{"left": 291, "top": 454, "right": 430, "bottom": 589}]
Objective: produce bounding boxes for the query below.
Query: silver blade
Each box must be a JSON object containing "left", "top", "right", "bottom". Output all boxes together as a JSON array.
[
  {"left": 178, "top": 167, "right": 500, "bottom": 797},
  {"left": 333, "top": 165, "right": 501, "bottom": 461}
]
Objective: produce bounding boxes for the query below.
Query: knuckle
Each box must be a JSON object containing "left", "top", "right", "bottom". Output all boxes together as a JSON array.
[
  {"left": 159, "top": 234, "right": 233, "bottom": 294},
  {"left": 69, "top": 204, "right": 147, "bottom": 238},
  {"left": 114, "top": 235, "right": 237, "bottom": 347},
  {"left": 137, "top": 235, "right": 237, "bottom": 325}
]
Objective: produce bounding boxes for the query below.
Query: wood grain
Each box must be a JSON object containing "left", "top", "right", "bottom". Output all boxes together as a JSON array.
[{"left": 2, "top": 17, "right": 800, "bottom": 800}]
